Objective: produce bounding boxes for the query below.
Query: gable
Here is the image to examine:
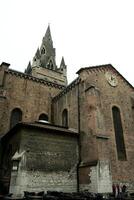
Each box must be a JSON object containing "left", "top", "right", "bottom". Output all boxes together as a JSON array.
[{"left": 77, "top": 64, "right": 134, "bottom": 91}]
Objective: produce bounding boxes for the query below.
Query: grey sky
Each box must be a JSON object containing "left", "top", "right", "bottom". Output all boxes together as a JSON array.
[{"left": 0, "top": 0, "right": 134, "bottom": 85}]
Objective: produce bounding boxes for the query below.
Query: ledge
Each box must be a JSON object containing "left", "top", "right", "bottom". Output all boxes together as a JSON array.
[
  {"left": 96, "top": 135, "right": 110, "bottom": 139},
  {"left": 79, "top": 160, "right": 98, "bottom": 167},
  {"left": 5, "top": 69, "right": 65, "bottom": 89}
]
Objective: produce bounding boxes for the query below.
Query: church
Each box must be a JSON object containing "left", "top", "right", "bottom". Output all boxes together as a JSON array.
[{"left": 0, "top": 26, "right": 134, "bottom": 196}]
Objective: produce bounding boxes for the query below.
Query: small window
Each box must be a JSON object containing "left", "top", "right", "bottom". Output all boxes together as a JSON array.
[
  {"left": 62, "top": 109, "right": 68, "bottom": 127},
  {"left": 10, "top": 108, "right": 22, "bottom": 128},
  {"left": 112, "top": 106, "right": 127, "bottom": 160},
  {"left": 41, "top": 47, "right": 45, "bottom": 55},
  {"left": 49, "top": 60, "right": 53, "bottom": 69},
  {"left": 39, "top": 113, "right": 48, "bottom": 121},
  {"left": 47, "top": 60, "right": 53, "bottom": 69}
]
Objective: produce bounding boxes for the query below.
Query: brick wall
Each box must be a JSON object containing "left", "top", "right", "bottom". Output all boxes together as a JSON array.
[
  {"left": 78, "top": 66, "right": 134, "bottom": 192},
  {"left": 0, "top": 67, "right": 62, "bottom": 135},
  {"left": 53, "top": 85, "right": 79, "bottom": 130},
  {"left": 52, "top": 65, "right": 134, "bottom": 192}
]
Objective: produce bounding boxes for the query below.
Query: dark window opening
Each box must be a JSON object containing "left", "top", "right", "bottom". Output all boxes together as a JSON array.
[
  {"left": 10, "top": 108, "right": 22, "bottom": 128},
  {"left": 112, "top": 106, "right": 127, "bottom": 160},
  {"left": 41, "top": 47, "right": 45, "bottom": 54},
  {"left": 47, "top": 60, "right": 53, "bottom": 70},
  {"left": 62, "top": 109, "right": 68, "bottom": 127},
  {"left": 39, "top": 113, "right": 48, "bottom": 121}
]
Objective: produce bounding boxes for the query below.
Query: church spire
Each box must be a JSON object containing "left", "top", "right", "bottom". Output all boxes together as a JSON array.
[
  {"left": 59, "top": 56, "right": 67, "bottom": 85},
  {"left": 25, "top": 25, "right": 67, "bottom": 86},
  {"left": 38, "top": 25, "right": 56, "bottom": 69},
  {"left": 43, "top": 25, "right": 53, "bottom": 47},
  {"left": 60, "top": 57, "right": 66, "bottom": 68},
  {"left": 25, "top": 61, "right": 32, "bottom": 74},
  {"left": 35, "top": 48, "right": 41, "bottom": 59}
]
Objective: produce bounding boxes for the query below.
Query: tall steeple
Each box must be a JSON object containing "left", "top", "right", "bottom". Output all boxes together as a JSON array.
[
  {"left": 43, "top": 25, "right": 53, "bottom": 46},
  {"left": 39, "top": 25, "right": 56, "bottom": 70},
  {"left": 60, "top": 57, "right": 66, "bottom": 69},
  {"left": 25, "top": 25, "right": 67, "bottom": 86}
]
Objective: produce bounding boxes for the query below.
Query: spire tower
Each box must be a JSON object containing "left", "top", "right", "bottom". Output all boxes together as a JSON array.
[{"left": 25, "top": 25, "right": 67, "bottom": 86}]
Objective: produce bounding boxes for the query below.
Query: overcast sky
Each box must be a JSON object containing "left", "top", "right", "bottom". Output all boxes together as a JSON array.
[{"left": 0, "top": 0, "right": 134, "bottom": 85}]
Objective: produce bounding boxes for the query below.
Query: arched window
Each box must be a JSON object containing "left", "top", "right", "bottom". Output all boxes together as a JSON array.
[
  {"left": 47, "top": 60, "right": 53, "bottom": 70},
  {"left": 39, "top": 113, "right": 48, "bottom": 121},
  {"left": 10, "top": 108, "right": 22, "bottom": 128},
  {"left": 41, "top": 47, "right": 45, "bottom": 55},
  {"left": 112, "top": 106, "right": 127, "bottom": 160},
  {"left": 62, "top": 109, "right": 68, "bottom": 127},
  {"left": 49, "top": 60, "right": 53, "bottom": 69}
]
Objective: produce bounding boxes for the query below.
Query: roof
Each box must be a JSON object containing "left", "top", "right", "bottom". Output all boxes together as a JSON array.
[
  {"left": 23, "top": 121, "right": 79, "bottom": 135},
  {"left": 1, "top": 121, "right": 79, "bottom": 142},
  {"left": 76, "top": 64, "right": 112, "bottom": 74},
  {"left": 53, "top": 63, "right": 134, "bottom": 103},
  {"left": 77, "top": 64, "right": 134, "bottom": 90},
  {"left": 52, "top": 77, "right": 81, "bottom": 102}
]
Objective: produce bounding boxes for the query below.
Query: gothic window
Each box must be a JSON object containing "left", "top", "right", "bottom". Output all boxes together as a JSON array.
[
  {"left": 10, "top": 108, "right": 22, "bottom": 128},
  {"left": 49, "top": 60, "right": 53, "bottom": 69},
  {"left": 112, "top": 106, "right": 127, "bottom": 160},
  {"left": 62, "top": 109, "right": 68, "bottom": 127},
  {"left": 47, "top": 60, "right": 53, "bottom": 70},
  {"left": 39, "top": 113, "right": 48, "bottom": 121},
  {"left": 41, "top": 47, "right": 46, "bottom": 55}
]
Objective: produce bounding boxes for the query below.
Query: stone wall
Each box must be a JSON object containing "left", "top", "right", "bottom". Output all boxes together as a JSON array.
[
  {"left": 9, "top": 126, "right": 79, "bottom": 195},
  {"left": 32, "top": 66, "right": 67, "bottom": 86}
]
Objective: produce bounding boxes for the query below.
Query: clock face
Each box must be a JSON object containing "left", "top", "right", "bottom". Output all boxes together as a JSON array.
[{"left": 105, "top": 72, "right": 118, "bottom": 87}]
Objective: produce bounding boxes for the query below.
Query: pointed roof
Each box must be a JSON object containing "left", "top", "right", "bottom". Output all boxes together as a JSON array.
[
  {"left": 46, "top": 56, "right": 57, "bottom": 70},
  {"left": 35, "top": 48, "right": 41, "bottom": 59},
  {"left": 60, "top": 57, "right": 66, "bottom": 67},
  {"left": 25, "top": 61, "right": 32, "bottom": 74},
  {"left": 43, "top": 25, "right": 53, "bottom": 46},
  {"left": 27, "top": 61, "right": 31, "bottom": 68}
]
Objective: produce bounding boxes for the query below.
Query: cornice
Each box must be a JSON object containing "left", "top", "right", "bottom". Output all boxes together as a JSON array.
[{"left": 6, "top": 69, "right": 65, "bottom": 90}]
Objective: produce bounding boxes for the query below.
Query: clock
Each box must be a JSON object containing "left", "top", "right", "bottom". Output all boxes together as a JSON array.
[{"left": 105, "top": 71, "right": 118, "bottom": 87}]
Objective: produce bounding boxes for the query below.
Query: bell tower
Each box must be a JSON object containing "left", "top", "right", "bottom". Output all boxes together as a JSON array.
[{"left": 25, "top": 25, "right": 67, "bottom": 86}]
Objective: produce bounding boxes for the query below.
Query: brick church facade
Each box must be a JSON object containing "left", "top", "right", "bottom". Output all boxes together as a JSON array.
[{"left": 0, "top": 26, "right": 134, "bottom": 195}]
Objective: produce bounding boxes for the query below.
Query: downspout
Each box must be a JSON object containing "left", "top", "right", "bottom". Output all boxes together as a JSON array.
[{"left": 77, "top": 81, "right": 81, "bottom": 192}]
